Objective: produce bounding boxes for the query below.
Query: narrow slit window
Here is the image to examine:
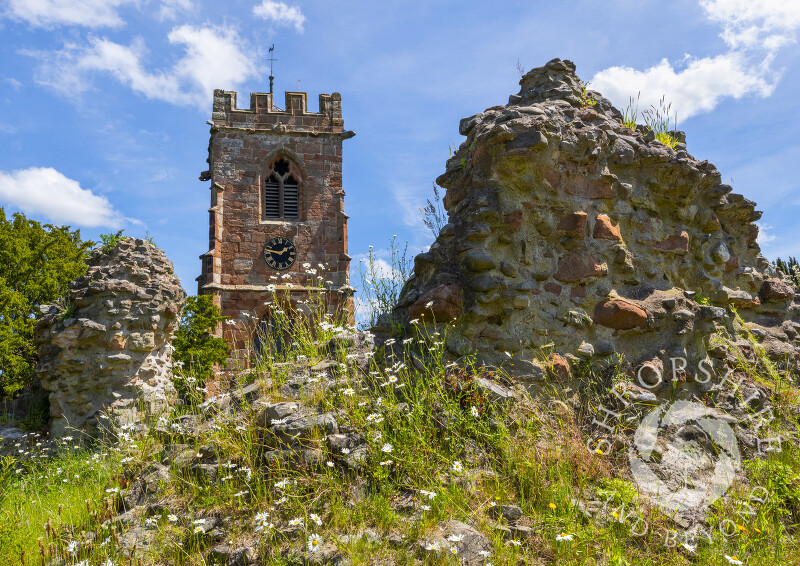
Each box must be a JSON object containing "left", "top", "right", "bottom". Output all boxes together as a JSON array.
[{"left": 263, "top": 159, "right": 301, "bottom": 219}]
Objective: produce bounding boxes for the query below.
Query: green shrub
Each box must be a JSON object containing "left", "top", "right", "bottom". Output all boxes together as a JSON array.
[
  {"left": 99, "top": 230, "right": 126, "bottom": 254},
  {"left": 173, "top": 295, "right": 229, "bottom": 391},
  {"left": 0, "top": 209, "right": 93, "bottom": 397}
]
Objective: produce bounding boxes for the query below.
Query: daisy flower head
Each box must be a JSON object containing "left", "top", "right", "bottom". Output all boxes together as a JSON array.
[
  {"left": 381, "top": 443, "right": 393, "bottom": 453},
  {"left": 342, "top": 388, "right": 355, "bottom": 396},
  {"left": 424, "top": 541, "right": 440, "bottom": 552},
  {"left": 471, "top": 405, "right": 479, "bottom": 417},
  {"left": 307, "top": 533, "right": 322, "bottom": 552},
  {"left": 555, "top": 533, "right": 574, "bottom": 541},
  {"left": 310, "top": 513, "right": 323, "bottom": 526},
  {"left": 451, "top": 460, "right": 463, "bottom": 473},
  {"left": 167, "top": 514, "right": 178, "bottom": 522},
  {"left": 682, "top": 543, "right": 696, "bottom": 553},
  {"left": 447, "top": 534, "right": 464, "bottom": 542},
  {"left": 548, "top": 502, "right": 556, "bottom": 510},
  {"left": 725, "top": 556, "right": 743, "bottom": 565}
]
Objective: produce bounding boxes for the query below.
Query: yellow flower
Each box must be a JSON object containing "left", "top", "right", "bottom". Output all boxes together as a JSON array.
[
  {"left": 612, "top": 511, "right": 619, "bottom": 519},
  {"left": 737, "top": 524, "right": 747, "bottom": 532},
  {"left": 595, "top": 448, "right": 604, "bottom": 455},
  {"left": 754, "top": 527, "right": 762, "bottom": 533},
  {"left": 548, "top": 503, "right": 556, "bottom": 511}
]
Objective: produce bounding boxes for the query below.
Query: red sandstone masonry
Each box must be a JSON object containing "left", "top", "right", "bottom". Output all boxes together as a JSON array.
[{"left": 198, "top": 89, "right": 356, "bottom": 358}]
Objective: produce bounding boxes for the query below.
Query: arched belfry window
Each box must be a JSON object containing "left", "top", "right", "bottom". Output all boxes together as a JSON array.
[{"left": 264, "top": 158, "right": 300, "bottom": 219}]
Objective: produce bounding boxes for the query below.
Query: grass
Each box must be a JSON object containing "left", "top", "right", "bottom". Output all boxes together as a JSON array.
[
  {"left": 621, "top": 92, "right": 680, "bottom": 150},
  {"left": 2, "top": 274, "right": 800, "bottom": 564}
]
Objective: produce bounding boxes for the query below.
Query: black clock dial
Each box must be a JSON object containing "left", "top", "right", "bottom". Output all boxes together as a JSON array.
[{"left": 263, "top": 237, "right": 297, "bottom": 270}]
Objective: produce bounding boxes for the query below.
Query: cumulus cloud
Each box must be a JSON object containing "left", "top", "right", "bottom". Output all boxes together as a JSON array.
[
  {"left": 157, "top": 0, "right": 192, "bottom": 21},
  {"left": 31, "top": 25, "right": 258, "bottom": 110},
  {"left": 4, "top": 0, "right": 137, "bottom": 28},
  {"left": 0, "top": 167, "right": 126, "bottom": 228},
  {"left": 591, "top": 0, "right": 800, "bottom": 120},
  {"left": 253, "top": 0, "right": 306, "bottom": 33}
]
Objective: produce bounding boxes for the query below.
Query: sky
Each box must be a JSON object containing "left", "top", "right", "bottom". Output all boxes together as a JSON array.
[{"left": 0, "top": 0, "right": 799, "bottom": 300}]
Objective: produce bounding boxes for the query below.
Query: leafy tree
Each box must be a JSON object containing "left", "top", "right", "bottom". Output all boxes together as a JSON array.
[
  {"left": 0, "top": 209, "right": 93, "bottom": 397},
  {"left": 173, "top": 295, "right": 229, "bottom": 385},
  {"left": 776, "top": 257, "right": 800, "bottom": 288}
]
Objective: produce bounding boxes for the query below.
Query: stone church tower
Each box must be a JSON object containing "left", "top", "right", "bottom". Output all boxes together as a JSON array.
[{"left": 197, "top": 88, "right": 355, "bottom": 356}]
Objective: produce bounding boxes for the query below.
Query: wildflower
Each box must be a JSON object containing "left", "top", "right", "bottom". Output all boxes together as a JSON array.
[
  {"left": 385, "top": 338, "right": 396, "bottom": 346},
  {"left": 106, "top": 487, "right": 120, "bottom": 494},
  {"left": 194, "top": 526, "right": 205, "bottom": 534},
  {"left": 424, "top": 541, "right": 440, "bottom": 552},
  {"left": 168, "top": 514, "right": 178, "bottom": 522},
  {"left": 66, "top": 540, "right": 79, "bottom": 555},
  {"left": 307, "top": 533, "right": 322, "bottom": 552},
  {"left": 450, "top": 546, "right": 458, "bottom": 555},
  {"left": 275, "top": 496, "right": 287, "bottom": 505},
  {"left": 451, "top": 461, "right": 463, "bottom": 473},
  {"left": 595, "top": 448, "right": 604, "bottom": 455},
  {"left": 425, "top": 301, "right": 434, "bottom": 308},
  {"left": 326, "top": 461, "right": 335, "bottom": 468},
  {"left": 380, "top": 460, "right": 393, "bottom": 466},
  {"left": 471, "top": 406, "right": 479, "bottom": 417},
  {"left": 682, "top": 543, "right": 696, "bottom": 553},
  {"left": 479, "top": 550, "right": 492, "bottom": 558},
  {"left": 310, "top": 513, "right": 323, "bottom": 526},
  {"left": 555, "top": 533, "right": 574, "bottom": 541},
  {"left": 341, "top": 448, "right": 351, "bottom": 455},
  {"left": 421, "top": 504, "right": 431, "bottom": 511},
  {"left": 342, "top": 388, "right": 355, "bottom": 396},
  {"left": 193, "top": 518, "right": 207, "bottom": 526},
  {"left": 548, "top": 502, "right": 556, "bottom": 510},
  {"left": 410, "top": 318, "right": 419, "bottom": 324},
  {"left": 381, "top": 443, "right": 393, "bottom": 453},
  {"left": 387, "top": 375, "right": 398, "bottom": 384},
  {"left": 289, "top": 517, "right": 305, "bottom": 527},
  {"left": 420, "top": 489, "right": 437, "bottom": 500},
  {"left": 725, "top": 556, "right": 743, "bottom": 565},
  {"left": 234, "top": 490, "right": 249, "bottom": 497},
  {"left": 145, "top": 517, "right": 157, "bottom": 527},
  {"left": 447, "top": 534, "right": 464, "bottom": 542},
  {"left": 255, "top": 511, "right": 273, "bottom": 532},
  {"left": 507, "top": 539, "right": 522, "bottom": 546}
]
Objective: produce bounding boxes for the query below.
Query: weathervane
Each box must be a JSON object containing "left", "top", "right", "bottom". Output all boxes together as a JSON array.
[{"left": 268, "top": 44, "right": 276, "bottom": 95}]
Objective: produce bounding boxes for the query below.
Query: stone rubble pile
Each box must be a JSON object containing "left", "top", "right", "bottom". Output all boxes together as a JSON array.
[
  {"left": 392, "top": 58, "right": 800, "bottom": 385},
  {"left": 34, "top": 238, "right": 186, "bottom": 436}
]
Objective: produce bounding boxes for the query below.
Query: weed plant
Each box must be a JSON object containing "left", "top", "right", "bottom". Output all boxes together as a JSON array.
[{"left": 2, "top": 307, "right": 800, "bottom": 564}]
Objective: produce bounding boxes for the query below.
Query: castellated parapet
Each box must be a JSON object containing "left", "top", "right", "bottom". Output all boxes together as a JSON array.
[{"left": 199, "top": 89, "right": 355, "bottom": 359}]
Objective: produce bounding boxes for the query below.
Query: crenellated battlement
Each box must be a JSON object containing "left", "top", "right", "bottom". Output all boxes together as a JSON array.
[{"left": 211, "top": 89, "right": 344, "bottom": 131}]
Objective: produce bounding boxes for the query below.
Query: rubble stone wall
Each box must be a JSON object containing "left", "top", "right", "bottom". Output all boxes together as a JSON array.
[
  {"left": 393, "top": 59, "right": 800, "bottom": 383},
  {"left": 35, "top": 238, "right": 186, "bottom": 436}
]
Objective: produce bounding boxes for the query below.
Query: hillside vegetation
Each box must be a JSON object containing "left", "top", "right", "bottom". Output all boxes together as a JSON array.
[{"left": 2, "top": 288, "right": 800, "bottom": 566}]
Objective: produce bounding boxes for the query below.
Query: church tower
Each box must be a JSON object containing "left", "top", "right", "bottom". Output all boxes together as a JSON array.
[{"left": 197, "top": 88, "right": 355, "bottom": 357}]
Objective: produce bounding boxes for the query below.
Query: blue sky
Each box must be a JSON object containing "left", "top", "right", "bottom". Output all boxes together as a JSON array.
[{"left": 0, "top": 0, "right": 799, "bottom": 298}]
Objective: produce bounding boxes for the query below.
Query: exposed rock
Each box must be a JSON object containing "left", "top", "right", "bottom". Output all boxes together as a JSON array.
[
  {"left": 593, "top": 299, "right": 648, "bottom": 330},
  {"left": 390, "top": 56, "right": 799, "bottom": 383},
  {"left": 409, "top": 284, "right": 463, "bottom": 322},
  {"left": 34, "top": 238, "right": 185, "bottom": 436}
]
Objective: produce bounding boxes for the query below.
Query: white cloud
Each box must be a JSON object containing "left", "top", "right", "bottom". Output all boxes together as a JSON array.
[
  {"left": 253, "top": 0, "right": 306, "bottom": 33},
  {"left": 4, "top": 0, "right": 137, "bottom": 28},
  {"left": 591, "top": 0, "right": 800, "bottom": 121},
  {"left": 0, "top": 167, "right": 126, "bottom": 228},
  {"left": 590, "top": 53, "right": 776, "bottom": 121},
  {"left": 157, "top": 0, "right": 192, "bottom": 21},
  {"left": 31, "top": 25, "right": 258, "bottom": 110},
  {"left": 700, "top": 0, "right": 800, "bottom": 50},
  {"left": 756, "top": 222, "right": 777, "bottom": 244}
]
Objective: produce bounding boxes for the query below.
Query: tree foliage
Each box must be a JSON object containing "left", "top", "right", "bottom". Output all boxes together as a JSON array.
[
  {"left": 0, "top": 209, "right": 93, "bottom": 397},
  {"left": 776, "top": 257, "right": 800, "bottom": 288},
  {"left": 173, "top": 295, "right": 229, "bottom": 384}
]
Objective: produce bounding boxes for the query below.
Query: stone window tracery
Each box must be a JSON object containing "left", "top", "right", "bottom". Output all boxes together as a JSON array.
[{"left": 264, "top": 158, "right": 300, "bottom": 219}]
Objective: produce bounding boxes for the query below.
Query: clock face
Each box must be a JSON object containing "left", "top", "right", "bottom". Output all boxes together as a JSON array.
[{"left": 263, "top": 237, "right": 297, "bottom": 270}]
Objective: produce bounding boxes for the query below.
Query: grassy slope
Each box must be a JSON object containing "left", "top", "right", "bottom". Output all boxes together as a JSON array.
[{"left": 2, "top": 312, "right": 800, "bottom": 566}]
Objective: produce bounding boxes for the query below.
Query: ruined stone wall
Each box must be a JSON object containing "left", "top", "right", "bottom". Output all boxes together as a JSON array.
[
  {"left": 35, "top": 238, "right": 185, "bottom": 436},
  {"left": 394, "top": 59, "right": 799, "bottom": 381}
]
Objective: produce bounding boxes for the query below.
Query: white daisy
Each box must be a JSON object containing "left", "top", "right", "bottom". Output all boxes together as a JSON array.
[{"left": 307, "top": 533, "right": 322, "bottom": 552}]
